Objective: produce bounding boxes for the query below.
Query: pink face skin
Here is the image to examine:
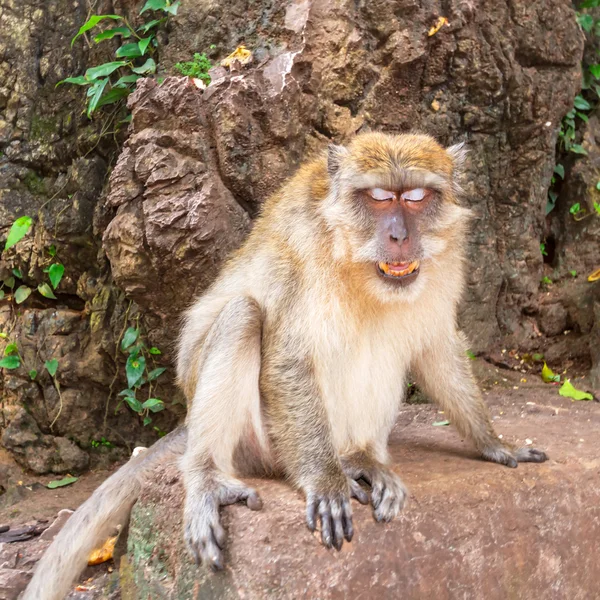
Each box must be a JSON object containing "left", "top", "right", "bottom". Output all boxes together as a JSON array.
[{"left": 362, "top": 187, "right": 434, "bottom": 285}]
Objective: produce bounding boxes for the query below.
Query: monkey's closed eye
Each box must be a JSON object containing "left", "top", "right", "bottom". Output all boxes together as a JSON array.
[
  {"left": 369, "top": 188, "right": 395, "bottom": 201},
  {"left": 400, "top": 188, "right": 427, "bottom": 202}
]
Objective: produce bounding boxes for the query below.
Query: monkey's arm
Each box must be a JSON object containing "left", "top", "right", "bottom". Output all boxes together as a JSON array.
[
  {"left": 263, "top": 354, "right": 367, "bottom": 549},
  {"left": 411, "top": 330, "right": 548, "bottom": 466}
]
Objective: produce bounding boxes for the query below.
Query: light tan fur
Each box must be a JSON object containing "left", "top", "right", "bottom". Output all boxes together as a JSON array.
[{"left": 24, "top": 132, "right": 546, "bottom": 598}]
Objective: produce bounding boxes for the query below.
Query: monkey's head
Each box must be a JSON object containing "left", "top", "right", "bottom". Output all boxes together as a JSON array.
[{"left": 320, "top": 132, "right": 470, "bottom": 303}]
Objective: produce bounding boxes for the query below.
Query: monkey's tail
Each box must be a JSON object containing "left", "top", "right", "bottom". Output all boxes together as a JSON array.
[{"left": 22, "top": 425, "right": 188, "bottom": 600}]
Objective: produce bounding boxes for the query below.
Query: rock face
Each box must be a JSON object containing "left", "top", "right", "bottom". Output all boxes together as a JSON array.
[
  {"left": 1, "top": 0, "right": 598, "bottom": 474},
  {"left": 121, "top": 381, "right": 600, "bottom": 599}
]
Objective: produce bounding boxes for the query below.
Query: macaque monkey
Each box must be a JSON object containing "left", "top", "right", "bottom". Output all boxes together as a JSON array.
[{"left": 24, "top": 132, "right": 547, "bottom": 600}]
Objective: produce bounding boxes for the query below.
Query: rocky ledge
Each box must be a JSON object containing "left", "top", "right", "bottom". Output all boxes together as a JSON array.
[{"left": 120, "top": 380, "right": 600, "bottom": 600}]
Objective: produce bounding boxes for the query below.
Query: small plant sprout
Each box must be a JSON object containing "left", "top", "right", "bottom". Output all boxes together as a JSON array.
[
  {"left": 117, "top": 325, "right": 167, "bottom": 426},
  {"left": 59, "top": 0, "right": 180, "bottom": 118}
]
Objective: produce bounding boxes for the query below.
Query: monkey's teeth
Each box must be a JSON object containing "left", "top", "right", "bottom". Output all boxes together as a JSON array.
[{"left": 378, "top": 261, "right": 420, "bottom": 277}]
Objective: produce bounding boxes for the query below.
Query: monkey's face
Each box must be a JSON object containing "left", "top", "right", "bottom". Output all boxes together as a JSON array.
[{"left": 321, "top": 133, "right": 468, "bottom": 301}]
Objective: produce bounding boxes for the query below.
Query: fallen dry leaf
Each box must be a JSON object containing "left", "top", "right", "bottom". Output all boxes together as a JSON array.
[
  {"left": 587, "top": 268, "right": 600, "bottom": 282},
  {"left": 428, "top": 16, "right": 448, "bottom": 37},
  {"left": 221, "top": 45, "right": 253, "bottom": 69},
  {"left": 88, "top": 535, "right": 117, "bottom": 566}
]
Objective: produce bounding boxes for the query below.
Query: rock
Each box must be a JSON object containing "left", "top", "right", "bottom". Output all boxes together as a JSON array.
[
  {"left": 39, "top": 509, "right": 74, "bottom": 542},
  {"left": 122, "top": 388, "right": 600, "bottom": 599},
  {"left": 1, "top": 408, "right": 88, "bottom": 474},
  {"left": 0, "top": 568, "right": 31, "bottom": 600}
]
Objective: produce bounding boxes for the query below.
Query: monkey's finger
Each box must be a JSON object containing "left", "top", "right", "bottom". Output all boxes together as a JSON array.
[
  {"left": 211, "top": 520, "right": 227, "bottom": 549},
  {"left": 306, "top": 494, "right": 318, "bottom": 531},
  {"left": 374, "top": 486, "right": 395, "bottom": 522},
  {"left": 342, "top": 499, "right": 354, "bottom": 542},
  {"left": 242, "top": 488, "right": 263, "bottom": 511},
  {"left": 371, "top": 480, "right": 384, "bottom": 508},
  {"left": 330, "top": 499, "right": 344, "bottom": 551},
  {"left": 349, "top": 479, "right": 369, "bottom": 505},
  {"left": 319, "top": 499, "right": 333, "bottom": 548},
  {"left": 515, "top": 447, "right": 548, "bottom": 463}
]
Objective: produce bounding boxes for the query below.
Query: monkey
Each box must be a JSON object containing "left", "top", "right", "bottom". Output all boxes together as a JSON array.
[{"left": 23, "top": 132, "right": 547, "bottom": 600}]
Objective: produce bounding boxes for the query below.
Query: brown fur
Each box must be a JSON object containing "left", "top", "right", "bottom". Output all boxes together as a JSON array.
[{"left": 24, "top": 132, "right": 547, "bottom": 598}]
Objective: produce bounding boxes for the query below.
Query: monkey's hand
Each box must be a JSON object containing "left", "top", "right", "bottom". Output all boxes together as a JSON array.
[
  {"left": 482, "top": 444, "right": 548, "bottom": 468},
  {"left": 184, "top": 478, "right": 262, "bottom": 571},
  {"left": 305, "top": 473, "right": 369, "bottom": 550},
  {"left": 342, "top": 454, "right": 408, "bottom": 522}
]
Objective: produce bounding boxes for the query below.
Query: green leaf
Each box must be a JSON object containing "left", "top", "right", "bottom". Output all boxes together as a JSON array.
[
  {"left": 126, "top": 354, "right": 146, "bottom": 388},
  {"left": 4, "top": 277, "right": 15, "bottom": 289},
  {"left": 114, "top": 74, "right": 141, "bottom": 87},
  {"left": 57, "top": 76, "right": 89, "bottom": 86},
  {"left": 4, "top": 343, "right": 17, "bottom": 356},
  {"left": 71, "top": 15, "right": 122, "bottom": 47},
  {"left": 116, "top": 43, "right": 142, "bottom": 58},
  {"left": 47, "top": 476, "right": 78, "bottom": 489},
  {"left": 581, "top": 0, "right": 600, "bottom": 8},
  {"left": 142, "top": 397, "right": 165, "bottom": 412},
  {"left": 121, "top": 327, "right": 139, "bottom": 350},
  {"left": 48, "top": 263, "right": 64, "bottom": 290},
  {"left": 577, "top": 112, "right": 589, "bottom": 123},
  {"left": 574, "top": 95, "right": 591, "bottom": 110},
  {"left": 433, "top": 420, "right": 451, "bottom": 426},
  {"left": 148, "top": 346, "right": 161, "bottom": 355},
  {"left": 577, "top": 13, "right": 594, "bottom": 33},
  {"left": 147, "top": 367, "right": 166, "bottom": 381},
  {"left": 47, "top": 244, "right": 57, "bottom": 257},
  {"left": 570, "top": 270, "right": 577, "bottom": 277},
  {"left": 0, "top": 356, "right": 20, "bottom": 369},
  {"left": 138, "top": 37, "right": 153, "bottom": 55},
  {"left": 143, "top": 416, "right": 152, "bottom": 426},
  {"left": 553, "top": 164, "right": 564, "bottom": 179},
  {"left": 541, "top": 362, "right": 560, "bottom": 383},
  {"left": 125, "top": 396, "right": 144, "bottom": 412},
  {"left": 570, "top": 202, "right": 582, "bottom": 215},
  {"left": 29, "top": 369, "right": 37, "bottom": 380},
  {"left": 138, "top": 18, "right": 165, "bottom": 33},
  {"left": 132, "top": 58, "right": 156, "bottom": 74},
  {"left": 38, "top": 283, "right": 57, "bottom": 299},
  {"left": 541, "top": 276, "right": 552, "bottom": 285},
  {"left": 15, "top": 285, "right": 32, "bottom": 304},
  {"left": 12, "top": 268, "right": 22, "bottom": 279},
  {"left": 0, "top": 333, "right": 6, "bottom": 339},
  {"left": 590, "top": 64, "right": 600, "bottom": 79},
  {"left": 118, "top": 388, "right": 136, "bottom": 397},
  {"left": 84, "top": 61, "right": 127, "bottom": 81},
  {"left": 594, "top": 201, "right": 600, "bottom": 216},
  {"left": 96, "top": 87, "right": 130, "bottom": 108},
  {"left": 93, "top": 26, "right": 132, "bottom": 43},
  {"left": 0, "top": 290, "right": 4, "bottom": 300},
  {"left": 140, "top": 0, "right": 167, "bottom": 13},
  {"left": 163, "top": 1, "right": 180, "bottom": 15},
  {"left": 4, "top": 216, "right": 33, "bottom": 251},
  {"left": 570, "top": 144, "right": 588, "bottom": 156},
  {"left": 45, "top": 358, "right": 59, "bottom": 377},
  {"left": 540, "top": 242, "right": 547, "bottom": 257},
  {"left": 558, "top": 379, "right": 593, "bottom": 401},
  {"left": 87, "top": 78, "right": 109, "bottom": 117}
]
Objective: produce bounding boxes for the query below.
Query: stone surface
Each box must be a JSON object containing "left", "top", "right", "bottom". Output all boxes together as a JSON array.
[{"left": 123, "top": 379, "right": 600, "bottom": 599}]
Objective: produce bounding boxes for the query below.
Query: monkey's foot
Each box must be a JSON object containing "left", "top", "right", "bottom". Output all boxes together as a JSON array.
[
  {"left": 342, "top": 460, "right": 408, "bottom": 522},
  {"left": 184, "top": 479, "right": 262, "bottom": 570},
  {"left": 305, "top": 488, "right": 355, "bottom": 551},
  {"left": 482, "top": 445, "right": 549, "bottom": 469}
]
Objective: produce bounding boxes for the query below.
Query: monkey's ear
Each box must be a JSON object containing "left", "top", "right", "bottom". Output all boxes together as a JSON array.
[
  {"left": 447, "top": 142, "right": 469, "bottom": 174},
  {"left": 327, "top": 144, "right": 350, "bottom": 176}
]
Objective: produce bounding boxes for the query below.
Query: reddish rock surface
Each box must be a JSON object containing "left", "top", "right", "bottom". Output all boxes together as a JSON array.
[{"left": 123, "top": 372, "right": 600, "bottom": 599}]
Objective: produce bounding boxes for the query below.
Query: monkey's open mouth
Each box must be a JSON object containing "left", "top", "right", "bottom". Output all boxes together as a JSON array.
[{"left": 377, "top": 260, "right": 420, "bottom": 280}]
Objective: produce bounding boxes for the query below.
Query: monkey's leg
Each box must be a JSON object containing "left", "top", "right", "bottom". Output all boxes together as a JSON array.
[
  {"left": 181, "top": 297, "right": 266, "bottom": 570},
  {"left": 412, "top": 331, "right": 548, "bottom": 468},
  {"left": 341, "top": 447, "right": 407, "bottom": 522},
  {"left": 263, "top": 354, "right": 365, "bottom": 551}
]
